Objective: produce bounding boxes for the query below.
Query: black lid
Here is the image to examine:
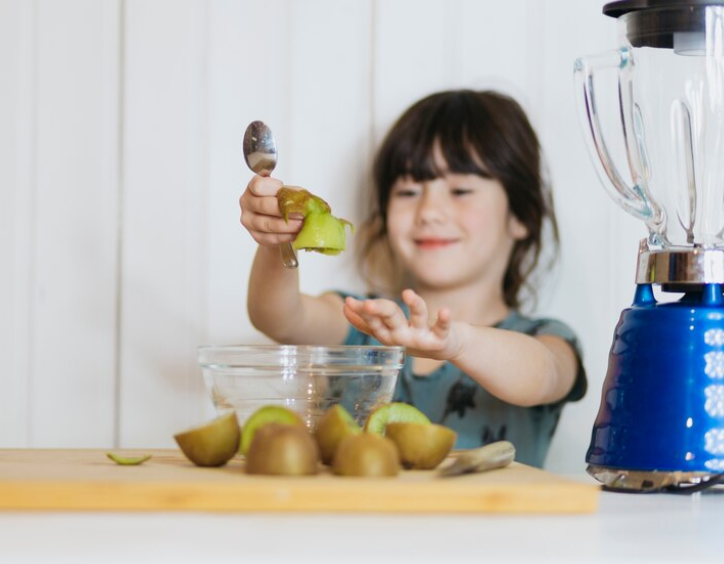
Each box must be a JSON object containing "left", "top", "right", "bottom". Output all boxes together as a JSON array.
[
  {"left": 604, "top": 0, "right": 724, "bottom": 18},
  {"left": 603, "top": 1, "right": 724, "bottom": 48}
]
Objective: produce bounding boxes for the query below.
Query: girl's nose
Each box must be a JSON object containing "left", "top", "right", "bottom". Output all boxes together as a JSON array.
[{"left": 416, "top": 186, "right": 447, "bottom": 224}]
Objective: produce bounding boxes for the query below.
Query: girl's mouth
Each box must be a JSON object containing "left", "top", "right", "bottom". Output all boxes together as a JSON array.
[{"left": 414, "top": 238, "right": 459, "bottom": 250}]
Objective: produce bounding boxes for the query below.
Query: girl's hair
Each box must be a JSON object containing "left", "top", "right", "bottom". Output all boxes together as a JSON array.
[{"left": 356, "top": 89, "right": 559, "bottom": 309}]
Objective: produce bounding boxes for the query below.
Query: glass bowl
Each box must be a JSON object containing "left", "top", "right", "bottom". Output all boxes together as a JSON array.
[{"left": 197, "top": 345, "right": 405, "bottom": 429}]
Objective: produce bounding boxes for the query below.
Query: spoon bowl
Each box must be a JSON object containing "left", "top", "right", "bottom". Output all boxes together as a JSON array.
[{"left": 243, "top": 121, "right": 298, "bottom": 269}]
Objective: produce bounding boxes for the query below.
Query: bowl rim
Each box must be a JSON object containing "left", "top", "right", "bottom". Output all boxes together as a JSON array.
[{"left": 197, "top": 344, "right": 405, "bottom": 368}]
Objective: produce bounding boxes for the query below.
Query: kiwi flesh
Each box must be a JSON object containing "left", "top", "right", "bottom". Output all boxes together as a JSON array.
[
  {"left": 240, "top": 405, "right": 304, "bottom": 455},
  {"left": 331, "top": 433, "right": 400, "bottom": 477},
  {"left": 245, "top": 423, "right": 320, "bottom": 476},
  {"left": 385, "top": 422, "right": 457, "bottom": 470},
  {"left": 314, "top": 404, "right": 362, "bottom": 465},
  {"left": 174, "top": 411, "right": 241, "bottom": 467}
]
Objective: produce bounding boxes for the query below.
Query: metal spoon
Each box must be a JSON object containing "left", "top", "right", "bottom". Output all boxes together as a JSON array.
[{"left": 243, "top": 120, "right": 298, "bottom": 269}]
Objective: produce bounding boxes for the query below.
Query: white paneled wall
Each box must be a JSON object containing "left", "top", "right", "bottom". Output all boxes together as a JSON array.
[{"left": 0, "top": 0, "right": 645, "bottom": 472}]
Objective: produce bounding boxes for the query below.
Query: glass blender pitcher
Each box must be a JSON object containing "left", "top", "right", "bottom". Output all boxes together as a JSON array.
[{"left": 575, "top": 0, "right": 724, "bottom": 491}]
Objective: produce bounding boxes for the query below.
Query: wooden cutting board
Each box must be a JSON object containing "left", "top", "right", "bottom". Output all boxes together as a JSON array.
[{"left": 0, "top": 449, "right": 599, "bottom": 514}]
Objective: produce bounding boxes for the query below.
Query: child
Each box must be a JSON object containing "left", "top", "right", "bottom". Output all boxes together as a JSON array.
[{"left": 240, "top": 89, "right": 586, "bottom": 468}]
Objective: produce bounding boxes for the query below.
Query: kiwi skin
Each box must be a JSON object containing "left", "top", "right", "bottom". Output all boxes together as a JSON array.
[
  {"left": 245, "top": 423, "right": 320, "bottom": 476},
  {"left": 314, "top": 405, "right": 362, "bottom": 465},
  {"left": 331, "top": 433, "right": 400, "bottom": 477},
  {"left": 174, "top": 412, "right": 241, "bottom": 467},
  {"left": 385, "top": 422, "right": 457, "bottom": 470}
]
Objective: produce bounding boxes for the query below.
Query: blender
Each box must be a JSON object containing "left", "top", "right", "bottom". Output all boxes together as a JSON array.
[{"left": 575, "top": 0, "right": 724, "bottom": 490}]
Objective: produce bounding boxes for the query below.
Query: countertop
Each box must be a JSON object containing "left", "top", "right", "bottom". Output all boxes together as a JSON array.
[{"left": 1, "top": 481, "right": 722, "bottom": 564}]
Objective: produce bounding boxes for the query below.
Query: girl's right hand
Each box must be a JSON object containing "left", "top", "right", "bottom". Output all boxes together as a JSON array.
[{"left": 239, "top": 175, "right": 304, "bottom": 247}]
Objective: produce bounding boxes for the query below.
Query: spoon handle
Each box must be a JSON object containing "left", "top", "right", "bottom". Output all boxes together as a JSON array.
[{"left": 280, "top": 242, "right": 298, "bottom": 269}]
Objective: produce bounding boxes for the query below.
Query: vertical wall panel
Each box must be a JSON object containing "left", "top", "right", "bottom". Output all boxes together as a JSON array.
[
  {"left": 119, "top": 0, "right": 208, "bottom": 445},
  {"left": 286, "top": 0, "right": 373, "bottom": 297},
  {"left": 29, "top": 0, "right": 120, "bottom": 447},
  {"left": 534, "top": 0, "right": 620, "bottom": 472},
  {"left": 206, "top": 0, "right": 294, "bottom": 350},
  {"left": 0, "top": 0, "right": 35, "bottom": 447}
]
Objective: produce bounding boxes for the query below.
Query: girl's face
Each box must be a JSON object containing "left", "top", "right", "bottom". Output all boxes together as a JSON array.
[{"left": 386, "top": 154, "right": 527, "bottom": 294}]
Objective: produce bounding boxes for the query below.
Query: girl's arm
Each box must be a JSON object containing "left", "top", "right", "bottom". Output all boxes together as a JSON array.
[
  {"left": 242, "top": 176, "right": 349, "bottom": 345},
  {"left": 343, "top": 290, "right": 578, "bottom": 406}
]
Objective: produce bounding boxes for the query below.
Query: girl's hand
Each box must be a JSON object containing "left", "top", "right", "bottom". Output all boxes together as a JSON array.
[
  {"left": 240, "top": 175, "right": 303, "bottom": 246},
  {"left": 343, "top": 289, "right": 462, "bottom": 360}
]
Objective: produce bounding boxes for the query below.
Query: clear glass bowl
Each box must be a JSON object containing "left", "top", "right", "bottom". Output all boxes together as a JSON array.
[{"left": 197, "top": 345, "right": 405, "bottom": 429}]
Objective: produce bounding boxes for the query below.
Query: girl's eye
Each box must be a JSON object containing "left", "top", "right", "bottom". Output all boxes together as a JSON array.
[
  {"left": 451, "top": 187, "right": 474, "bottom": 196},
  {"left": 393, "top": 187, "right": 420, "bottom": 198}
]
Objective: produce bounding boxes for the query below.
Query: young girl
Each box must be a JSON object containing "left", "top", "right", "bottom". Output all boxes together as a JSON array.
[{"left": 240, "top": 89, "right": 586, "bottom": 468}]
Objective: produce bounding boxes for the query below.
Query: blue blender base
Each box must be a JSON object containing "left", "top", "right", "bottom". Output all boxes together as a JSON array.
[{"left": 587, "top": 283, "right": 724, "bottom": 484}]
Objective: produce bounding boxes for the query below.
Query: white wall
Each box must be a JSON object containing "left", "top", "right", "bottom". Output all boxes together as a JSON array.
[{"left": 0, "top": 0, "right": 647, "bottom": 472}]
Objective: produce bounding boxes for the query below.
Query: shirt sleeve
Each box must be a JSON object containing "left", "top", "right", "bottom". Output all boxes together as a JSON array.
[{"left": 530, "top": 318, "right": 588, "bottom": 404}]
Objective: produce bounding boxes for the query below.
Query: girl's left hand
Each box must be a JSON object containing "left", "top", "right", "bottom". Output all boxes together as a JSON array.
[{"left": 343, "top": 289, "right": 461, "bottom": 360}]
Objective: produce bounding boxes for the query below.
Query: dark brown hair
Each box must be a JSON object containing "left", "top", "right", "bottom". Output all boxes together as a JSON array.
[{"left": 356, "top": 89, "right": 559, "bottom": 309}]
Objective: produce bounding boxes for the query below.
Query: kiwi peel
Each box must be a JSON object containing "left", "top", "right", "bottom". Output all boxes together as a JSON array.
[
  {"left": 106, "top": 452, "right": 152, "bottom": 466},
  {"left": 240, "top": 405, "right": 304, "bottom": 455},
  {"left": 174, "top": 411, "right": 241, "bottom": 467},
  {"left": 277, "top": 187, "right": 353, "bottom": 255}
]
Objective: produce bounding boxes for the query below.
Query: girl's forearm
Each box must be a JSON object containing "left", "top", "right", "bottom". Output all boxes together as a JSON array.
[
  {"left": 246, "top": 245, "right": 350, "bottom": 345},
  {"left": 447, "top": 323, "right": 572, "bottom": 407},
  {"left": 247, "top": 245, "right": 304, "bottom": 342}
]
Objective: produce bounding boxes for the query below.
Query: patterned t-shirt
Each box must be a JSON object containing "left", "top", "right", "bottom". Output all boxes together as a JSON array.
[{"left": 337, "top": 291, "right": 587, "bottom": 468}]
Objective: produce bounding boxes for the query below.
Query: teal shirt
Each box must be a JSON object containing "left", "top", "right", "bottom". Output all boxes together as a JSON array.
[{"left": 338, "top": 292, "right": 587, "bottom": 468}]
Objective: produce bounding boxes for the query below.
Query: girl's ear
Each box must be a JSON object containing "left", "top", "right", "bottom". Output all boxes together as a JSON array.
[{"left": 509, "top": 215, "right": 529, "bottom": 240}]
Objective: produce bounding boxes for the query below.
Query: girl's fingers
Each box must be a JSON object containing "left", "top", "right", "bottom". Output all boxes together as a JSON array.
[
  {"left": 402, "top": 289, "right": 428, "bottom": 329},
  {"left": 247, "top": 175, "right": 283, "bottom": 197},
  {"left": 246, "top": 230, "right": 298, "bottom": 246},
  {"left": 364, "top": 299, "right": 407, "bottom": 331},
  {"left": 432, "top": 307, "right": 452, "bottom": 337},
  {"left": 343, "top": 306, "right": 373, "bottom": 335},
  {"left": 242, "top": 213, "right": 302, "bottom": 235}
]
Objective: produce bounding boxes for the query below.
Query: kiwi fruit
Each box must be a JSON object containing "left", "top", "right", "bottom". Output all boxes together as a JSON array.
[
  {"left": 363, "top": 402, "right": 430, "bottom": 435},
  {"left": 174, "top": 411, "right": 241, "bottom": 467},
  {"left": 245, "top": 423, "right": 320, "bottom": 476},
  {"left": 385, "top": 422, "right": 457, "bottom": 470},
  {"left": 240, "top": 405, "right": 304, "bottom": 455},
  {"left": 331, "top": 433, "right": 400, "bottom": 477},
  {"left": 276, "top": 186, "right": 353, "bottom": 255},
  {"left": 314, "top": 404, "right": 362, "bottom": 465}
]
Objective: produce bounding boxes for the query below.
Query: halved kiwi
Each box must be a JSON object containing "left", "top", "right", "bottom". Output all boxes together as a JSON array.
[
  {"left": 331, "top": 433, "right": 400, "bottom": 477},
  {"left": 174, "top": 411, "right": 241, "bottom": 467},
  {"left": 314, "top": 404, "right": 362, "bottom": 465},
  {"left": 240, "top": 405, "right": 304, "bottom": 455},
  {"left": 363, "top": 402, "right": 430, "bottom": 435},
  {"left": 385, "top": 422, "right": 457, "bottom": 470},
  {"left": 245, "top": 423, "right": 320, "bottom": 476}
]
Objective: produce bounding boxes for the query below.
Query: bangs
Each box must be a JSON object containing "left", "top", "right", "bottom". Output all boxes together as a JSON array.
[{"left": 382, "top": 94, "right": 495, "bottom": 182}]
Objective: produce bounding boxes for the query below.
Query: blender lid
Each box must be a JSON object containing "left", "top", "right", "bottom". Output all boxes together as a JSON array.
[
  {"left": 604, "top": 0, "right": 724, "bottom": 18},
  {"left": 604, "top": 0, "right": 724, "bottom": 49}
]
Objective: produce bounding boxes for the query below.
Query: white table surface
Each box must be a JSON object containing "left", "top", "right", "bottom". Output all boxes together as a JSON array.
[{"left": 1, "top": 482, "right": 722, "bottom": 564}]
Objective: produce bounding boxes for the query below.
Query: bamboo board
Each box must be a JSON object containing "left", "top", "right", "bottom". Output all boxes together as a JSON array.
[{"left": 0, "top": 449, "right": 599, "bottom": 514}]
